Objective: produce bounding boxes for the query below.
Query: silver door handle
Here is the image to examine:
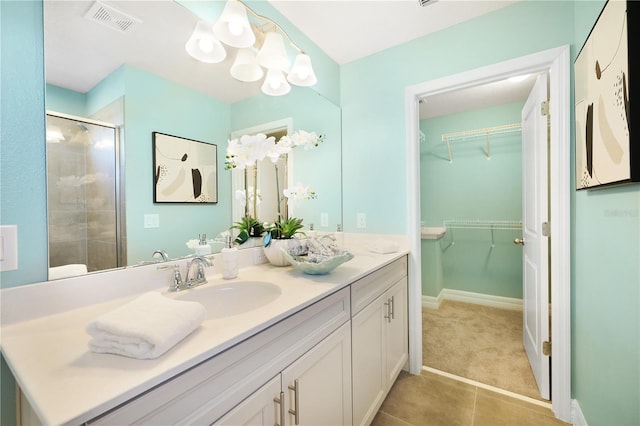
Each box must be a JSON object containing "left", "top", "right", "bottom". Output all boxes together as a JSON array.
[
  {"left": 514, "top": 238, "right": 525, "bottom": 245},
  {"left": 288, "top": 379, "right": 299, "bottom": 425},
  {"left": 274, "top": 391, "right": 285, "bottom": 426}
]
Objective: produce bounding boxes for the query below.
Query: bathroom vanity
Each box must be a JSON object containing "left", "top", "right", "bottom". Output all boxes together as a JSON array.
[{"left": 1, "top": 236, "right": 409, "bottom": 425}]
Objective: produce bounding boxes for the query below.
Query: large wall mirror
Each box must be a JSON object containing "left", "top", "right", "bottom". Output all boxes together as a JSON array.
[{"left": 43, "top": 0, "right": 342, "bottom": 279}]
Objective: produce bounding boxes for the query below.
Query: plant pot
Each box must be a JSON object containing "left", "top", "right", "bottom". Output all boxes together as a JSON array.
[{"left": 263, "top": 238, "right": 303, "bottom": 267}]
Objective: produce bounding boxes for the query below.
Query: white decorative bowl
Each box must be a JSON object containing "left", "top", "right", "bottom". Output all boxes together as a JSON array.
[{"left": 281, "top": 249, "right": 354, "bottom": 275}]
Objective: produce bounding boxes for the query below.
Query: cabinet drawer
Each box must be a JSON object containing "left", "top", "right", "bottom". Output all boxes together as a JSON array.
[
  {"left": 351, "top": 256, "right": 407, "bottom": 316},
  {"left": 88, "top": 288, "right": 350, "bottom": 425}
]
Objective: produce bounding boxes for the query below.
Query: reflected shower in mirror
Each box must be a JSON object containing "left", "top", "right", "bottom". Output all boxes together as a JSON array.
[{"left": 46, "top": 113, "right": 124, "bottom": 279}]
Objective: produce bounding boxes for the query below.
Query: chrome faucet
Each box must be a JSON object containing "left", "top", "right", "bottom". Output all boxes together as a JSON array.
[
  {"left": 184, "top": 256, "right": 211, "bottom": 288},
  {"left": 152, "top": 249, "right": 169, "bottom": 262}
]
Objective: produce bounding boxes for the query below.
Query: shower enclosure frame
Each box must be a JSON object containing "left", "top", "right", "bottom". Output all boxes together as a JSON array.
[{"left": 45, "top": 111, "right": 126, "bottom": 275}]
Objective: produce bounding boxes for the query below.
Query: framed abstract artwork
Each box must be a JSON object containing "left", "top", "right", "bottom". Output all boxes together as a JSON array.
[
  {"left": 153, "top": 132, "right": 218, "bottom": 203},
  {"left": 574, "top": 0, "right": 639, "bottom": 189}
]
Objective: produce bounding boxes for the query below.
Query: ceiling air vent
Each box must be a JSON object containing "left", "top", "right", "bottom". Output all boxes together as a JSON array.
[
  {"left": 84, "top": 1, "right": 141, "bottom": 34},
  {"left": 418, "top": 0, "right": 439, "bottom": 6}
]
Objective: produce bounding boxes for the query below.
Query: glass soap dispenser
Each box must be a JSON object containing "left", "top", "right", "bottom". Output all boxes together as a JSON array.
[{"left": 221, "top": 234, "right": 238, "bottom": 279}]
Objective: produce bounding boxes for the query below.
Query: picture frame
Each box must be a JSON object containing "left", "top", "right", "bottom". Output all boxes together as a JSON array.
[
  {"left": 153, "top": 132, "right": 218, "bottom": 203},
  {"left": 574, "top": 0, "right": 639, "bottom": 189}
]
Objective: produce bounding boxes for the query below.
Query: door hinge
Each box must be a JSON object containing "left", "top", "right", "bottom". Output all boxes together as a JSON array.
[
  {"left": 541, "top": 100, "right": 550, "bottom": 116},
  {"left": 542, "top": 221, "right": 550, "bottom": 237},
  {"left": 543, "top": 340, "right": 551, "bottom": 356}
]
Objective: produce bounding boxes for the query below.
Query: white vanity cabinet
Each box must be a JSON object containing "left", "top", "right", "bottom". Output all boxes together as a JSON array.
[
  {"left": 8, "top": 248, "right": 410, "bottom": 426},
  {"left": 351, "top": 257, "right": 408, "bottom": 426},
  {"left": 216, "top": 322, "right": 352, "bottom": 426},
  {"left": 87, "top": 288, "right": 351, "bottom": 425}
]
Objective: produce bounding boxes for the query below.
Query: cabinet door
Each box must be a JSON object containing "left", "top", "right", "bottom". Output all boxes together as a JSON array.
[
  {"left": 282, "top": 322, "right": 352, "bottom": 426},
  {"left": 214, "top": 375, "right": 281, "bottom": 426},
  {"left": 386, "top": 278, "right": 408, "bottom": 385},
  {"left": 351, "top": 294, "right": 387, "bottom": 426}
]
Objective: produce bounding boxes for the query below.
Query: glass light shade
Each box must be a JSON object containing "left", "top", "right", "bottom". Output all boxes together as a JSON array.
[
  {"left": 261, "top": 68, "right": 291, "bottom": 96},
  {"left": 230, "top": 49, "right": 264, "bottom": 82},
  {"left": 287, "top": 54, "right": 317, "bottom": 86},
  {"left": 213, "top": 0, "right": 255, "bottom": 48},
  {"left": 185, "top": 20, "right": 226, "bottom": 63},
  {"left": 256, "top": 32, "right": 290, "bottom": 71}
]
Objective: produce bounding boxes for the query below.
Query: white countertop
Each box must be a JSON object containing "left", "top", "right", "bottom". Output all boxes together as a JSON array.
[{"left": 0, "top": 234, "right": 408, "bottom": 425}]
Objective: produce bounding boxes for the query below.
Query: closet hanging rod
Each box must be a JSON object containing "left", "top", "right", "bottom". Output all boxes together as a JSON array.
[
  {"left": 443, "top": 220, "right": 522, "bottom": 248},
  {"left": 443, "top": 219, "right": 522, "bottom": 230}
]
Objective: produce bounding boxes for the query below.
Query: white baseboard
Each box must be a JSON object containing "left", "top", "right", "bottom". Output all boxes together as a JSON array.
[
  {"left": 421, "top": 292, "right": 444, "bottom": 309},
  {"left": 422, "top": 289, "right": 522, "bottom": 311},
  {"left": 571, "top": 399, "right": 588, "bottom": 426}
]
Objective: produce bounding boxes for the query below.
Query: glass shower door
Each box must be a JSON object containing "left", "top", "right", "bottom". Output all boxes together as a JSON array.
[{"left": 46, "top": 113, "right": 121, "bottom": 278}]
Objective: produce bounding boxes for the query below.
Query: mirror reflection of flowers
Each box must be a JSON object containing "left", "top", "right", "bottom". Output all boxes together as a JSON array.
[{"left": 225, "top": 130, "right": 322, "bottom": 244}]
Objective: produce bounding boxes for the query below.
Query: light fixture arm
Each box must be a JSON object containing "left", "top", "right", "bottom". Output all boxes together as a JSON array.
[{"left": 239, "top": 0, "right": 305, "bottom": 54}]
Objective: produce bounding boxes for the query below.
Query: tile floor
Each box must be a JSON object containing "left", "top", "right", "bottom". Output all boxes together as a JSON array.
[{"left": 371, "top": 370, "right": 570, "bottom": 426}]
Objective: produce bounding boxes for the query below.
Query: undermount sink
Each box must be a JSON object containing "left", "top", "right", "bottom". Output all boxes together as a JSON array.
[{"left": 169, "top": 281, "right": 282, "bottom": 319}]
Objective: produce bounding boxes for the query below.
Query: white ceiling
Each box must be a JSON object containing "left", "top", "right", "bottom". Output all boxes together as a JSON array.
[
  {"left": 44, "top": 0, "right": 528, "bottom": 111},
  {"left": 268, "top": 0, "right": 517, "bottom": 65}
]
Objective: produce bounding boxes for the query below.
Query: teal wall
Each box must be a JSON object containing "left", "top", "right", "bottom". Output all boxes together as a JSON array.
[
  {"left": 0, "top": 2, "right": 46, "bottom": 423},
  {"left": 0, "top": 0, "right": 48, "bottom": 289},
  {"left": 45, "top": 84, "right": 86, "bottom": 116},
  {"left": 341, "top": 1, "right": 575, "bottom": 233},
  {"left": 572, "top": 2, "right": 640, "bottom": 425},
  {"left": 420, "top": 103, "right": 523, "bottom": 298},
  {"left": 122, "top": 66, "right": 231, "bottom": 263}
]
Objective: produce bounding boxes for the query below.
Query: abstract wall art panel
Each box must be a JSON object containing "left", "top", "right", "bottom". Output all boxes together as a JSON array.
[
  {"left": 575, "top": 0, "right": 639, "bottom": 189},
  {"left": 153, "top": 132, "right": 218, "bottom": 203}
]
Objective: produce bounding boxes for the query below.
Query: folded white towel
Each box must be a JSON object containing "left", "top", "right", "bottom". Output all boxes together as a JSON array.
[
  {"left": 49, "top": 264, "right": 88, "bottom": 280},
  {"left": 86, "top": 292, "right": 206, "bottom": 359},
  {"left": 367, "top": 239, "right": 399, "bottom": 254}
]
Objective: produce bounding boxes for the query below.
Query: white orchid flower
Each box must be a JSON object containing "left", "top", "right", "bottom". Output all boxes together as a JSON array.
[
  {"left": 235, "top": 189, "right": 247, "bottom": 207},
  {"left": 236, "top": 188, "right": 262, "bottom": 205},
  {"left": 284, "top": 182, "right": 317, "bottom": 208}
]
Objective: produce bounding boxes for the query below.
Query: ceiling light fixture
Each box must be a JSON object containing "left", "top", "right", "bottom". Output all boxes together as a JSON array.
[{"left": 185, "top": 0, "right": 317, "bottom": 96}]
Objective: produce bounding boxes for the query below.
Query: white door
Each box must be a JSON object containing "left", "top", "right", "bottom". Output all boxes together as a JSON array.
[{"left": 520, "top": 73, "right": 550, "bottom": 400}]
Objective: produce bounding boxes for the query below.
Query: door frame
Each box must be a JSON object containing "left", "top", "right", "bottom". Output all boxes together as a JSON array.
[{"left": 404, "top": 45, "right": 571, "bottom": 422}]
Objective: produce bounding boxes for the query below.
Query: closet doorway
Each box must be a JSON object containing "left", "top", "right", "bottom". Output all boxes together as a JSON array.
[
  {"left": 417, "top": 72, "right": 544, "bottom": 401},
  {"left": 405, "top": 45, "right": 571, "bottom": 422}
]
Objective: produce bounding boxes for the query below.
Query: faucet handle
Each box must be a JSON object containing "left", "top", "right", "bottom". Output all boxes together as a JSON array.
[{"left": 160, "top": 264, "right": 182, "bottom": 292}]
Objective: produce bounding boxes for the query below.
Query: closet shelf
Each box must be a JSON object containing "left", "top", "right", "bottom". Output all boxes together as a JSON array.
[{"left": 441, "top": 123, "right": 521, "bottom": 162}]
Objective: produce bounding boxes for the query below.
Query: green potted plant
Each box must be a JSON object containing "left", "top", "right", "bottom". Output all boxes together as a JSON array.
[{"left": 231, "top": 215, "right": 265, "bottom": 245}]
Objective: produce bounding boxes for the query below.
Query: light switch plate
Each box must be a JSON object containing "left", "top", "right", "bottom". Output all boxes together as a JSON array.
[
  {"left": 320, "top": 213, "right": 329, "bottom": 227},
  {"left": 144, "top": 214, "right": 160, "bottom": 228},
  {"left": 0, "top": 225, "right": 18, "bottom": 271},
  {"left": 357, "top": 213, "right": 367, "bottom": 229}
]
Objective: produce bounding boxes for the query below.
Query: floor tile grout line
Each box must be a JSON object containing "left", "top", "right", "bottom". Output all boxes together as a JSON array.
[
  {"left": 471, "top": 385, "right": 478, "bottom": 426},
  {"left": 378, "top": 410, "right": 415, "bottom": 426},
  {"left": 422, "top": 365, "right": 552, "bottom": 409}
]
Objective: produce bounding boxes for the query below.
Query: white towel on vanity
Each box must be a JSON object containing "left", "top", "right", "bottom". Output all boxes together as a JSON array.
[{"left": 86, "top": 292, "right": 206, "bottom": 359}]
